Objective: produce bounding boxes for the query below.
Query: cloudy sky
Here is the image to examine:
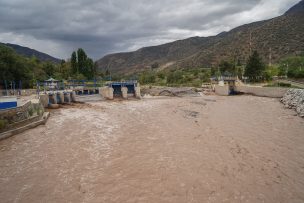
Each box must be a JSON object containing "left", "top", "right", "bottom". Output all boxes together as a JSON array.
[{"left": 0, "top": 0, "right": 300, "bottom": 60}]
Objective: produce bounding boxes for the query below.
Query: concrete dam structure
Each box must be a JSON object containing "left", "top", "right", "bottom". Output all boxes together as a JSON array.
[
  {"left": 39, "top": 91, "right": 77, "bottom": 108},
  {"left": 100, "top": 81, "right": 141, "bottom": 100}
]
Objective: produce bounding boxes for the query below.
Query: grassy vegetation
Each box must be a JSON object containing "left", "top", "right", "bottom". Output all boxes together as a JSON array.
[
  {"left": 278, "top": 56, "right": 304, "bottom": 78},
  {"left": 136, "top": 68, "right": 211, "bottom": 87},
  {"left": 264, "top": 81, "right": 303, "bottom": 89},
  {"left": 0, "top": 119, "right": 8, "bottom": 130}
]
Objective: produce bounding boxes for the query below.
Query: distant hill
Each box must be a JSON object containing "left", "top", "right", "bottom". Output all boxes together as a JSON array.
[
  {"left": 0, "top": 43, "right": 62, "bottom": 63},
  {"left": 96, "top": 0, "right": 304, "bottom": 75}
]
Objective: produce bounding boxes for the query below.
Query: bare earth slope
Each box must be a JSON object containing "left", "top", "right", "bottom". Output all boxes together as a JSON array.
[
  {"left": 1, "top": 95, "right": 304, "bottom": 203},
  {"left": 96, "top": 0, "right": 304, "bottom": 74}
]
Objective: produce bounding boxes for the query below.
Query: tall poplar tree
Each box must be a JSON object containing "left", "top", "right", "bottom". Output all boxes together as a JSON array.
[{"left": 71, "top": 51, "right": 78, "bottom": 74}]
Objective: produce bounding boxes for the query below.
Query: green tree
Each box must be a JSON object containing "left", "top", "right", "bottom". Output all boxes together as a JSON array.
[
  {"left": 0, "top": 45, "right": 32, "bottom": 87},
  {"left": 85, "top": 58, "right": 94, "bottom": 79},
  {"left": 77, "top": 48, "right": 87, "bottom": 74},
  {"left": 219, "top": 60, "right": 235, "bottom": 75},
  {"left": 43, "top": 62, "right": 56, "bottom": 77},
  {"left": 244, "top": 51, "right": 266, "bottom": 82},
  {"left": 71, "top": 51, "right": 78, "bottom": 74},
  {"left": 70, "top": 48, "right": 95, "bottom": 79},
  {"left": 58, "top": 60, "right": 72, "bottom": 79},
  {"left": 167, "top": 70, "right": 183, "bottom": 84},
  {"left": 278, "top": 56, "right": 304, "bottom": 78}
]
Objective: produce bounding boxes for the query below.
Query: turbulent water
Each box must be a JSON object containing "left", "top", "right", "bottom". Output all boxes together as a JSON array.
[{"left": 1, "top": 95, "right": 304, "bottom": 202}]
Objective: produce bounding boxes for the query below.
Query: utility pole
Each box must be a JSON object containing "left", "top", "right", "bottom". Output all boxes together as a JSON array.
[
  {"left": 285, "top": 63, "right": 289, "bottom": 78},
  {"left": 268, "top": 47, "right": 272, "bottom": 66},
  {"left": 76, "top": 51, "right": 79, "bottom": 75},
  {"left": 249, "top": 31, "right": 252, "bottom": 57}
]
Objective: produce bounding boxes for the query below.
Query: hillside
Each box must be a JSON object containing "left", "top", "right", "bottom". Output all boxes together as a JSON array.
[
  {"left": 0, "top": 43, "right": 62, "bottom": 64},
  {"left": 96, "top": 0, "right": 304, "bottom": 75}
]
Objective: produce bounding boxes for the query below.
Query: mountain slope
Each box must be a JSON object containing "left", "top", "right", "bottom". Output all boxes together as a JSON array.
[
  {"left": 96, "top": 0, "right": 304, "bottom": 75},
  {"left": 178, "top": 2, "right": 304, "bottom": 69},
  {"left": 285, "top": 0, "right": 304, "bottom": 14},
  {"left": 0, "top": 43, "right": 62, "bottom": 63}
]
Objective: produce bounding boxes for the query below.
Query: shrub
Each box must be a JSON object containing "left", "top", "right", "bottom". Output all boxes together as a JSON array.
[
  {"left": 0, "top": 119, "right": 8, "bottom": 130},
  {"left": 139, "top": 71, "right": 156, "bottom": 84},
  {"left": 278, "top": 82, "right": 291, "bottom": 87},
  {"left": 28, "top": 107, "right": 34, "bottom": 117}
]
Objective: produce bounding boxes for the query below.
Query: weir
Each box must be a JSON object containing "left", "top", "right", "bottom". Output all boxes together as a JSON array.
[
  {"left": 39, "top": 90, "right": 77, "bottom": 107},
  {"left": 99, "top": 81, "right": 141, "bottom": 100}
]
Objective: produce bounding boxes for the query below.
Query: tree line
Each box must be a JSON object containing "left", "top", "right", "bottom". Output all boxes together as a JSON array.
[
  {"left": 137, "top": 50, "right": 304, "bottom": 86},
  {"left": 1, "top": 43, "right": 303, "bottom": 88},
  {"left": 0, "top": 45, "right": 103, "bottom": 88}
]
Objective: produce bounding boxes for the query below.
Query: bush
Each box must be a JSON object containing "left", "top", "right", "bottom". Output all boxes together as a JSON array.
[
  {"left": 0, "top": 119, "right": 8, "bottom": 130},
  {"left": 278, "top": 82, "right": 291, "bottom": 87},
  {"left": 139, "top": 71, "right": 156, "bottom": 84},
  {"left": 157, "top": 71, "right": 165, "bottom": 79},
  {"left": 167, "top": 71, "right": 183, "bottom": 84},
  {"left": 28, "top": 107, "right": 34, "bottom": 117}
]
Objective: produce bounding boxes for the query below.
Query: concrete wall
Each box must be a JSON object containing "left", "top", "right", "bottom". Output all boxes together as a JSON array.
[
  {"left": 0, "top": 112, "right": 49, "bottom": 141},
  {"left": 235, "top": 85, "right": 288, "bottom": 98},
  {"left": 0, "top": 89, "right": 37, "bottom": 96},
  {"left": 214, "top": 85, "right": 229, "bottom": 96},
  {"left": 0, "top": 99, "right": 44, "bottom": 133}
]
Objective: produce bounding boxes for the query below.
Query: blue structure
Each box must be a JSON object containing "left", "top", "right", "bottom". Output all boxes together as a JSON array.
[{"left": 0, "top": 97, "right": 17, "bottom": 109}]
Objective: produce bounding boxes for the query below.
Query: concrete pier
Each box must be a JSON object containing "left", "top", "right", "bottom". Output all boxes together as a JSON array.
[
  {"left": 57, "top": 92, "right": 64, "bottom": 104},
  {"left": 121, "top": 87, "right": 128, "bottom": 99},
  {"left": 40, "top": 94, "right": 49, "bottom": 108},
  {"left": 135, "top": 86, "right": 141, "bottom": 99},
  {"left": 64, "top": 92, "right": 71, "bottom": 103},
  {"left": 70, "top": 91, "right": 76, "bottom": 102},
  {"left": 100, "top": 87, "right": 114, "bottom": 100},
  {"left": 49, "top": 94, "right": 57, "bottom": 104}
]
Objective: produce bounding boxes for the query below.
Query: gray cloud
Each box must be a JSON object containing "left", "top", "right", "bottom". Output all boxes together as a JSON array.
[{"left": 0, "top": 0, "right": 300, "bottom": 60}]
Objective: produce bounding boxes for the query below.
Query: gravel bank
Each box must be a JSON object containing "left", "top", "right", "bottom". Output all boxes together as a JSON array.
[{"left": 281, "top": 89, "right": 304, "bottom": 117}]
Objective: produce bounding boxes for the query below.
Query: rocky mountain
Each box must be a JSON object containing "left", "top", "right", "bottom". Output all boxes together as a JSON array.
[
  {"left": 96, "top": 0, "right": 304, "bottom": 75},
  {"left": 0, "top": 43, "right": 62, "bottom": 63}
]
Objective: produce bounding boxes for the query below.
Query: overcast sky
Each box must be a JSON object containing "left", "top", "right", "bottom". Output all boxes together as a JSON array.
[{"left": 0, "top": 0, "right": 300, "bottom": 60}]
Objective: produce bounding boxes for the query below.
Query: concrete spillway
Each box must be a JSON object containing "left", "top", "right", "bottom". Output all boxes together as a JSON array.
[{"left": 40, "top": 91, "right": 77, "bottom": 108}]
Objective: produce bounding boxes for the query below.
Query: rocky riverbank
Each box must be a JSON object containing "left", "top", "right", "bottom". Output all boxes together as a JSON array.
[
  {"left": 141, "top": 86, "right": 201, "bottom": 97},
  {"left": 281, "top": 89, "right": 304, "bottom": 117}
]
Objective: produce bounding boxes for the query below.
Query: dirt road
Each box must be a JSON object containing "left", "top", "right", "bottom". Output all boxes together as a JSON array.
[{"left": 1, "top": 95, "right": 304, "bottom": 202}]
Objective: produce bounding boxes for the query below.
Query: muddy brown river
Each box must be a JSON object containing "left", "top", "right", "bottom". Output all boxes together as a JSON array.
[{"left": 1, "top": 95, "right": 304, "bottom": 202}]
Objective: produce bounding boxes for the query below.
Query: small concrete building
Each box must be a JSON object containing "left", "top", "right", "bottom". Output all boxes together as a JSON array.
[
  {"left": 44, "top": 78, "right": 60, "bottom": 91},
  {"left": 212, "top": 76, "right": 239, "bottom": 96}
]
